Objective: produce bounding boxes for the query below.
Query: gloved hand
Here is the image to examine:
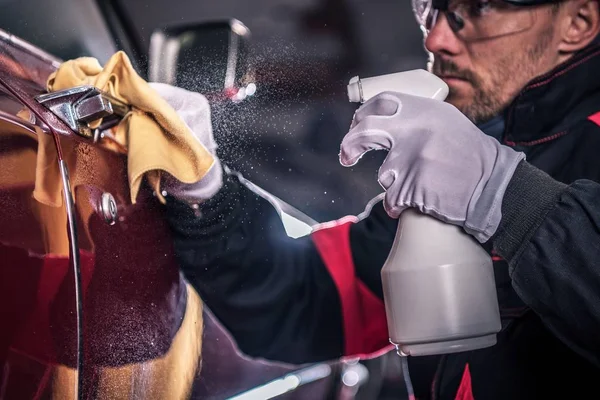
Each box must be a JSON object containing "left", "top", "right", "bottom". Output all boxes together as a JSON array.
[
  {"left": 339, "top": 91, "right": 525, "bottom": 243},
  {"left": 149, "top": 82, "right": 223, "bottom": 203}
]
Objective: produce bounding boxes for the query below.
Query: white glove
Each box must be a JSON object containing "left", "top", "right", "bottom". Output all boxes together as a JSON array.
[
  {"left": 150, "top": 82, "right": 223, "bottom": 202},
  {"left": 339, "top": 91, "right": 525, "bottom": 243}
]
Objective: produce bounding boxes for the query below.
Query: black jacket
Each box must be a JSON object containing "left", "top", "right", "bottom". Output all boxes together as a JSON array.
[{"left": 166, "top": 45, "right": 600, "bottom": 400}]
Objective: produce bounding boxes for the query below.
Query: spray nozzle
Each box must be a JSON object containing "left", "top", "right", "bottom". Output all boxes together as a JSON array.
[{"left": 347, "top": 69, "right": 449, "bottom": 104}]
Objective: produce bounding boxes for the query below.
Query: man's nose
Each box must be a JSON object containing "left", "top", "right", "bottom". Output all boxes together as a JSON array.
[{"left": 424, "top": 13, "right": 463, "bottom": 56}]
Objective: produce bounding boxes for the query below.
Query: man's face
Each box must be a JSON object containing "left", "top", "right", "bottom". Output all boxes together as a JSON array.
[{"left": 423, "top": 2, "right": 563, "bottom": 124}]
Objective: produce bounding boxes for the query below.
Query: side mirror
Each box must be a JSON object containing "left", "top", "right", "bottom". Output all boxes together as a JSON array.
[{"left": 148, "top": 19, "right": 255, "bottom": 103}]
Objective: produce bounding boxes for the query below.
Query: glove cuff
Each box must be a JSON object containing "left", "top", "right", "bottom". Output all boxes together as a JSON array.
[
  {"left": 162, "top": 159, "right": 224, "bottom": 203},
  {"left": 464, "top": 144, "right": 526, "bottom": 243}
]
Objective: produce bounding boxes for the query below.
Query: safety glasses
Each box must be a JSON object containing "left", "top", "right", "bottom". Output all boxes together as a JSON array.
[{"left": 412, "top": 0, "right": 537, "bottom": 42}]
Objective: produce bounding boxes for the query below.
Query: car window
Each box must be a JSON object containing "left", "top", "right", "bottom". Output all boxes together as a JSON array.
[
  {"left": 0, "top": 0, "right": 117, "bottom": 63},
  {"left": 117, "top": 0, "right": 427, "bottom": 221}
]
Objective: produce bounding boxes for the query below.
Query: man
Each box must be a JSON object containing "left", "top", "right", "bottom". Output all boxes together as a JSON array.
[{"left": 157, "top": 0, "right": 600, "bottom": 398}]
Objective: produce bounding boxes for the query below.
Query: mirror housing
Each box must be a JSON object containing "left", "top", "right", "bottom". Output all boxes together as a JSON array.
[{"left": 148, "top": 19, "right": 255, "bottom": 103}]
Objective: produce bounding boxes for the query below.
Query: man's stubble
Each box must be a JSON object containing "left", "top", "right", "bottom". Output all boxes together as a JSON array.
[{"left": 428, "top": 26, "right": 556, "bottom": 124}]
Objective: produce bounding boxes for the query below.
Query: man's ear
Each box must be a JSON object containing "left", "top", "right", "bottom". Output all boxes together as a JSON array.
[{"left": 558, "top": 0, "right": 600, "bottom": 53}]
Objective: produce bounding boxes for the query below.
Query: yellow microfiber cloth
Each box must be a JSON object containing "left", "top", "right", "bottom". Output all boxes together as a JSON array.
[{"left": 34, "top": 50, "right": 214, "bottom": 207}]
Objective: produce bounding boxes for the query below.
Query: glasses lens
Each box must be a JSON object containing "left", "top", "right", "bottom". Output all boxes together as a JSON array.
[
  {"left": 450, "top": 0, "right": 535, "bottom": 40},
  {"left": 414, "top": 0, "right": 536, "bottom": 41}
]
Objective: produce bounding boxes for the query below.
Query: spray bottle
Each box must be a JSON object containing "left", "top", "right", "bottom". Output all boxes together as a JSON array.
[{"left": 347, "top": 69, "right": 502, "bottom": 395}]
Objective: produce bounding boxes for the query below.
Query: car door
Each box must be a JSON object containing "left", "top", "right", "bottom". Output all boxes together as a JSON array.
[
  {"left": 0, "top": 27, "right": 200, "bottom": 399},
  {"left": 0, "top": 29, "right": 84, "bottom": 399}
]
